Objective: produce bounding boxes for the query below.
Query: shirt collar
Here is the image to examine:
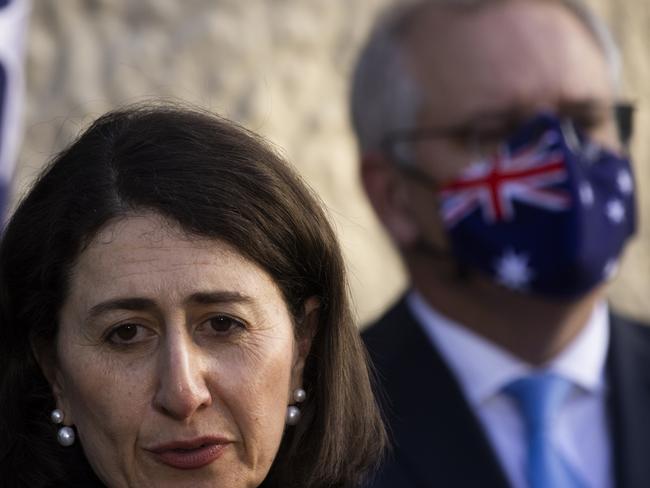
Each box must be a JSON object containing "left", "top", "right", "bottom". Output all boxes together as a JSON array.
[{"left": 407, "top": 290, "right": 609, "bottom": 407}]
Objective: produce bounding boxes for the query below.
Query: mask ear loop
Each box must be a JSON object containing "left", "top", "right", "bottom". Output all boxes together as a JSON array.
[
  {"left": 395, "top": 166, "right": 473, "bottom": 284},
  {"left": 410, "top": 235, "right": 472, "bottom": 284},
  {"left": 385, "top": 138, "right": 478, "bottom": 284},
  {"left": 560, "top": 118, "right": 581, "bottom": 155},
  {"left": 561, "top": 117, "right": 606, "bottom": 167}
]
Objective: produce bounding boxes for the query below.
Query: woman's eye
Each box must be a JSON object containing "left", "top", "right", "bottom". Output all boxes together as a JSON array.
[
  {"left": 106, "top": 323, "right": 151, "bottom": 345},
  {"left": 205, "top": 315, "right": 245, "bottom": 335}
]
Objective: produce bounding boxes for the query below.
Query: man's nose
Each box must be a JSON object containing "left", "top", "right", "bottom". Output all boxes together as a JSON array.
[{"left": 153, "top": 328, "right": 212, "bottom": 420}]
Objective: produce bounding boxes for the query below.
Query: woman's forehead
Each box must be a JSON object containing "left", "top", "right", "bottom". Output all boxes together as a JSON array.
[
  {"left": 90, "top": 212, "right": 199, "bottom": 247},
  {"left": 66, "top": 213, "right": 282, "bottom": 310}
]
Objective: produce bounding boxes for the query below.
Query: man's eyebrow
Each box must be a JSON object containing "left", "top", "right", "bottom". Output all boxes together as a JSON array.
[
  {"left": 559, "top": 98, "right": 611, "bottom": 113},
  {"left": 453, "top": 107, "right": 522, "bottom": 129},
  {"left": 88, "top": 297, "right": 157, "bottom": 319},
  {"left": 459, "top": 99, "right": 613, "bottom": 128}
]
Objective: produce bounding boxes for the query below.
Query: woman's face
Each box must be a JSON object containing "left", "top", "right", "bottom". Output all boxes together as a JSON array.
[{"left": 46, "top": 213, "right": 312, "bottom": 487}]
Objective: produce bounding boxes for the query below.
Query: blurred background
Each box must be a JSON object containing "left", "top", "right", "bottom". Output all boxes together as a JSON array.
[{"left": 6, "top": 0, "right": 650, "bottom": 325}]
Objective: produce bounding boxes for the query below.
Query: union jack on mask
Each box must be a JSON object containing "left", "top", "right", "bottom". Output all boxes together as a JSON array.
[{"left": 439, "top": 113, "right": 636, "bottom": 298}]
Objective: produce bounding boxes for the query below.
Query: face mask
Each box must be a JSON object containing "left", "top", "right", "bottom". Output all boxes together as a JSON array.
[{"left": 437, "top": 112, "right": 636, "bottom": 298}]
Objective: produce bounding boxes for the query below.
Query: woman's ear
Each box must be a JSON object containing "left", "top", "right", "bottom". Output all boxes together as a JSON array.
[
  {"left": 32, "top": 340, "right": 72, "bottom": 422},
  {"left": 290, "top": 297, "right": 319, "bottom": 393}
]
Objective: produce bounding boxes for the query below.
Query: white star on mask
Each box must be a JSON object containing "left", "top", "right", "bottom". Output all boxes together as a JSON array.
[
  {"left": 617, "top": 169, "right": 633, "bottom": 195},
  {"left": 579, "top": 182, "right": 595, "bottom": 207},
  {"left": 494, "top": 249, "right": 534, "bottom": 290},
  {"left": 606, "top": 199, "right": 625, "bottom": 224}
]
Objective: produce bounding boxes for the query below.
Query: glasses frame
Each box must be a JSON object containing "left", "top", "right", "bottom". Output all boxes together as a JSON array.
[{"left": 381, "top": 102, "right": 635, "bottom": 167}]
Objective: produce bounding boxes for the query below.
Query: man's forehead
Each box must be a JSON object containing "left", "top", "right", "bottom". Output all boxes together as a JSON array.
[
  {"left": 402, "top": 0, "right": 596, "bottom": 42},
  {"left": 401, "top": 0, "right": 613, "bottom": 122}
]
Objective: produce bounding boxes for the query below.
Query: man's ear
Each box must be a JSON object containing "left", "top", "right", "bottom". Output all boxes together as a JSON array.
[
  {"left": 290, "top": 297, "right": 319, "bottom": 393},
  {"left": 360, "top": 151, "right": 420, "bottom": 247},
  {"left": 32, "top": 341, "right": 72, "bottom": 422}
]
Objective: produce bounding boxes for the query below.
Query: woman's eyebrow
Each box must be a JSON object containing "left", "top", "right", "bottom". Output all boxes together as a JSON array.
[
  {"left": 86, "top": 291, "right": 254, "bottom": 319},
  {"left": 87, "top": 297, "right": 157, "bottom": 319},
  {"left": 185, "top": 291, "right": 254, "bottom": 306}
]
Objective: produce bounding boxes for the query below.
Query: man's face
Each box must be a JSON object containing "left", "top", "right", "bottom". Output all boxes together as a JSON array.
[{"left": 397, "top": 0, "right": 620, "bottom": 249}]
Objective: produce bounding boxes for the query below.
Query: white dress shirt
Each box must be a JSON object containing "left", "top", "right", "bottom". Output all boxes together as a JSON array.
[{"left": 407, "top": 290, "right": 612, "bottom": 488}]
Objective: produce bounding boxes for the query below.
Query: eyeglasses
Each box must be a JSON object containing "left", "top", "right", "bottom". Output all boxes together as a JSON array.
[{"left": 381, "top": 102, "right": 635, "bottom": 166}]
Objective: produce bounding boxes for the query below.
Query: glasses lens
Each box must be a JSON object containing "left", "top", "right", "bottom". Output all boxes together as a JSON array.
[
  {"left": 615, "top": 103, "right": 634, "bottom": 146},
  {"left": 382, "top": 103, "right": 634, "bottom": 166}
]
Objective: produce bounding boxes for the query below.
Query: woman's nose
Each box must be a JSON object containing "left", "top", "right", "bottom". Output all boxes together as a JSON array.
[{"left": 152, "top": 330, "right": 212, "bottom": 420}]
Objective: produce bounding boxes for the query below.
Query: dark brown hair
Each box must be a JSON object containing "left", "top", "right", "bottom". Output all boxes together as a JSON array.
[{"left": 0, "top": 104, "right": 386, "bottom": 487}]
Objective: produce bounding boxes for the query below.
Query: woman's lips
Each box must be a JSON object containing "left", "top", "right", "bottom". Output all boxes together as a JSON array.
[{"left": 148, "top": 437, "right": 231, "bottom": 470}]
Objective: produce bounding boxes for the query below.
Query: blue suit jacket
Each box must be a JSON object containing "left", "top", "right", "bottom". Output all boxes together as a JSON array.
[{"left": 362, "top": 295, "right": 650, "bottom": 488}]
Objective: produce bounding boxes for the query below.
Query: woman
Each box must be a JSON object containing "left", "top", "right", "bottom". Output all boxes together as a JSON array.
[{"left": 0, "top": 105, "right": 386, "bottom": 487}]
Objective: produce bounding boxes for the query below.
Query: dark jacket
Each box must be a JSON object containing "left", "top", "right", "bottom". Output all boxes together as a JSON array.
[{"left": 363, "top": 295, "right": 650, "bottom": 488}]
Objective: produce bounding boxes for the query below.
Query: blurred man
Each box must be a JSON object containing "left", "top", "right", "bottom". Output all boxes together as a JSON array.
[
  {"left": 351, "top": 0, "right": 649, "bottom": 487},
  {"left": 0, "top": 0, "right": 29, "bottom": 221}
]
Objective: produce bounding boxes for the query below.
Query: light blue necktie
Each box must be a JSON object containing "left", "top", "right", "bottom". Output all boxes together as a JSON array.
[{"left": 504, "top": 373, "right": 585, "bottom": 488}]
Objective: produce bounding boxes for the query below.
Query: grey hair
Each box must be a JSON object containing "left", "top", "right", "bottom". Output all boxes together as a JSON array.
[{"left": 350, "top": 0, "right": 622, "bottom": 158}]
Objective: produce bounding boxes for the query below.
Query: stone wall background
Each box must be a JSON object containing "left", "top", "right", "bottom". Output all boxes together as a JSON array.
[{"left": 12, "top": 0, "right": 650, "bottom": 324}]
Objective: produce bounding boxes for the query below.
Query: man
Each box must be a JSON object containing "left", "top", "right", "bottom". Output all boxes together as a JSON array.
[{"left": 351, "top": 1, "right": 649, "bottom": 487}]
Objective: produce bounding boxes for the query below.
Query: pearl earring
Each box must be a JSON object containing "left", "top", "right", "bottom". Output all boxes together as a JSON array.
[
  {"left": 50, "top": 408, "right": 64, "bottom": 424},
  {"left": 293, "top": 388, "right": 307, "bottom": 403},
  {"left": 286, "top": 388, "right": 307, "bottom": 426},
  {"left": 51, "top": 408, "right": 75, "bottom": 447}
]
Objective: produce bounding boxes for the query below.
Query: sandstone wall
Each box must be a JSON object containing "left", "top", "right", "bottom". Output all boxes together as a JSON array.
[{"left": 14, "top": 0, "right": 650, "bottom": 324}]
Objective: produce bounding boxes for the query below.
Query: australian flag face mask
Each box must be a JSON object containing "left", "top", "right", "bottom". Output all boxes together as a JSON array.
[{"left": 438, "top": 112, "right": 636, "bottom": 298}]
